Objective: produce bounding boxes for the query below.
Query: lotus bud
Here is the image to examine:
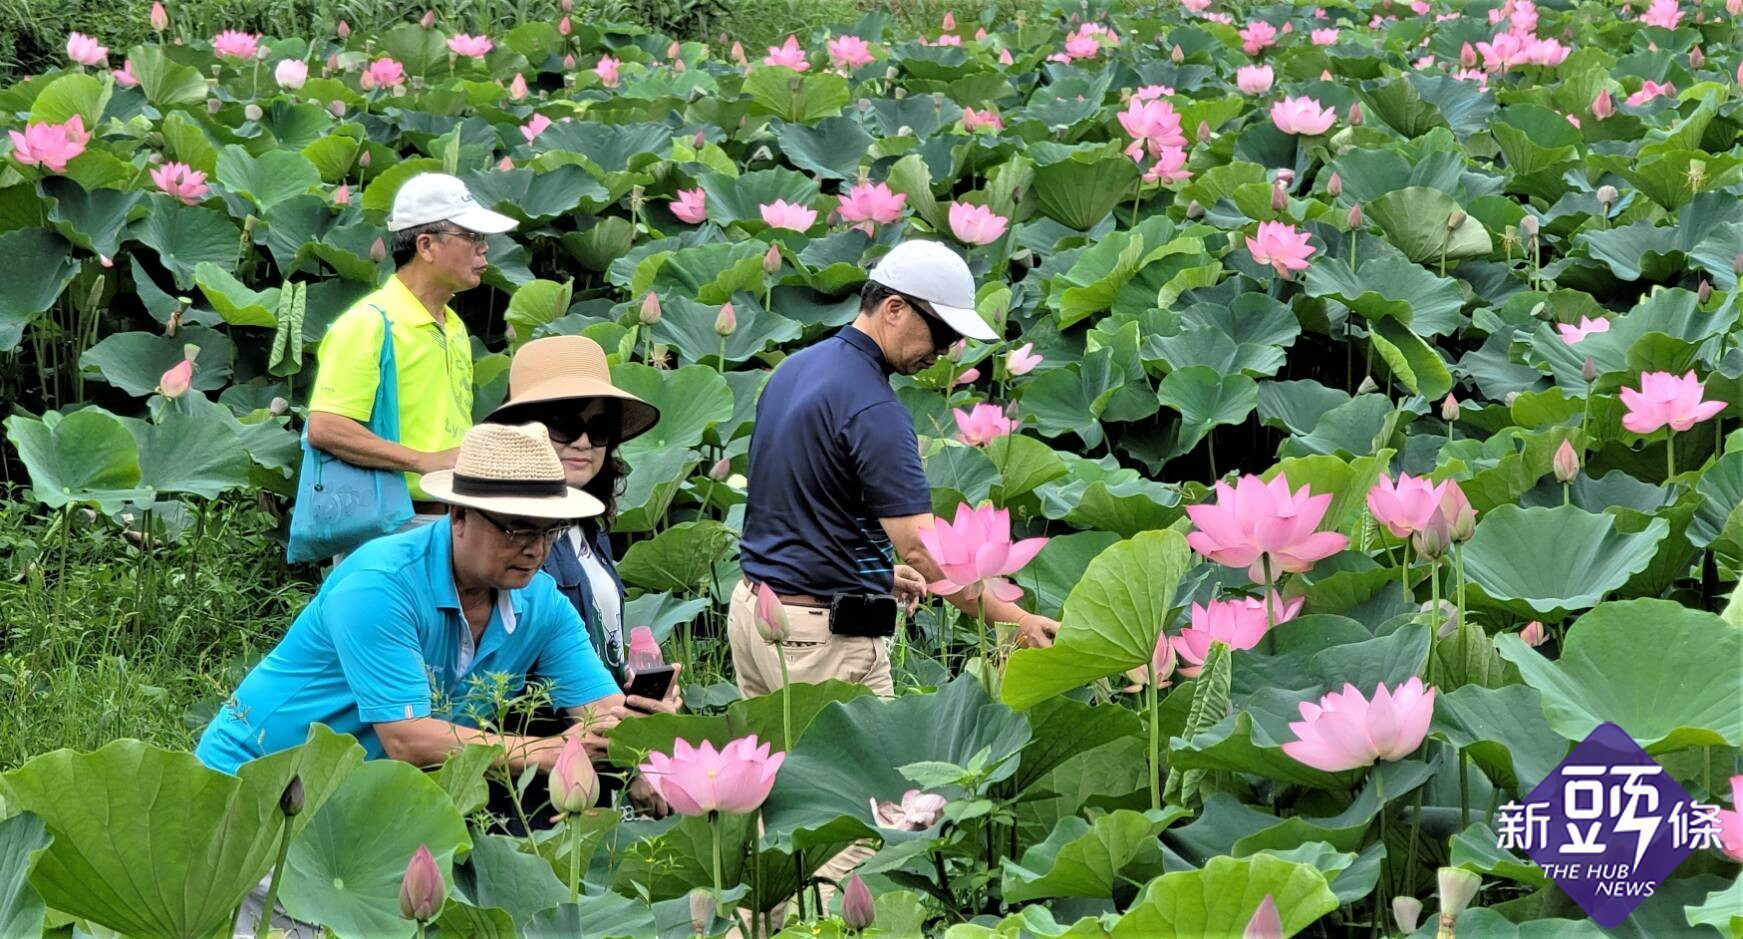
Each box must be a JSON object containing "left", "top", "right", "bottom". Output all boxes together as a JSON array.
[
  {"left": 563, "top": 54, "right": 575, "bottom": 70},
  {"left": 279, "top": 775, "right": 304, "bottom": 817},
  {"left": 1413, "top": 522, "right": 1451, "bottom": 561},
  {"left": 1271, "top": 182, "right": 1287, "bottom": 213},
  {"left": 558, "top": 15, "right": 572, "bottom": 35},
  {"left": 548, "top": 734, "right": 599, "bottom": 813},
  {"left": 689, "top": 889, "right": 715, "bottom": 935},
  {"left": 368, "top": 237, "right": 387, "bottom": 263},
  {"left": 325, "top": 53, "right": 339, "bottom": 74},
  {"left": 640, "top": 292, "right": 661, "bottom": 325},
  {"left": 1582, "top": 356, "right": 1598, "bottom": 383},
  {"left": 1326, "top": 171, "right": 1342, "bottom": 197},
  {"left": 841, "top": 873, "right": 875, "bottom": 930},
  {"left": 562, "top": 0, "right": 572, "bottom": 9},
  {"left": 337, "top": 19, "right": 350, "bottom": 39},
  {"left": 1185, "top": 200, "right": 1205, "bottom": 220},
  {"left": 1196, "top": 120, "right": 1211, "bottom": 142},
  {"left": 731, "top": 41, "right": 746, "bottom": 65},
  {"left": 151, "top": 0, "right": 169, "bottom": 32},
  {"left": 1347, "top": 202, "right": 1363, "bottom": 229},
  {"left": 1392, "top": 897, "right": 1423, "bottom": 934},
  {"left": 420, "top": 9, "right": 435, "bottom": 28},
  {"left": 334, "top": 183, "right": 351, "bottom": 205},
  {"left": 328, "top": 99, "right": 346, "bottom": 117},
  {"left": 1438, "top": 868, "right": 1481, "bottom": 920},
  {"left": 1441, "top": 393, "right": 1460, "bottom": 421},
  {"left": 1699, "top": 278, "right": 1712, "bottom": 304},
  {"left": 1596, "top": 185, "right": 1617, "bottom": 207},
  {"left": 1554, "top": 439, "right": 1579, "bottom": 483},
  {"left": 857, "top": 97, "right": 871, "bottom": 111},
  {"left": 269, "top": 396, "right": 288, "bottom": 415},
  {"left": 1520, "top": 620, "right": 1548, "bottom": 647},
  {"left": 1171, "top": 44, "right": 1184, "bottom": 63},
  {"left": 693, "top": 129, "right": 707, "bottom": 148},
  {"left": 1691, "top": 44, "right": 1704, "bottom": 69},
  {"left": 709, "top": 456, "right": 731, "bottom": 480},
  {"left": 398, "top": 844, "right": 444, "bottom": 922},
  {"left": 714, "top": 302, "right": 736, "bottom": 337},
  {"left": 947, "top": 338, "right": 965, "bottom": 362},
  {"left": 1348, "top": 101, "right": 1363, "bottom": 125},
  {"left": 1460, "top": 41, "right": 1477, "bottom": 68},
  {"left": 668, "top": 40, "right": 682, "bottom": 60},
  {"left": 1447, "top": 209, "right": 1466, "bottom": 230},
  {"left": 763, "top": 242, "right": 781, "bottom": 275},
  {"left": 206, "top": 97, "right": 221, "bottom": 115},
  {"left": 1357, "top": 375, "right": 1379, "bottom": 395},
  {"left": 1519, "top": 214, "right": 1539, "bottom": 237}
]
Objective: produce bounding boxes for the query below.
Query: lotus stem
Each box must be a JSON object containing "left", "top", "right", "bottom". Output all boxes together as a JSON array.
[
  {"left": 1667, "top": 429, "right": 1677, "bottom": 481},
  {"left": 1400, "top": 541, "right": 1410, "bottom": 604},
  {"left": 794, "top": 849, "right": 808, "bottom": 921},
  {"left": 1375, "top": 769, "right": 1388, "bottom": 939},
  {"left": 1147, "top": 662, "right": 1161, "bottom": 812},
  {"left": 1563, "top": 482, "right": 1570, "bottom": 506},
  {"left": 1455, "top": 544, "right": 1466, "bottom": 629},
  {"left": 1406, "top": 786, "right": 1425, "bottom": 898},
  {"left": 777, "top": 643, "right": 792, "bottom": 754},
  {"left": 711, "top": 810, "right": 724, "bottom": 908},
  {"left": 1459, "top": 748, "right": 1470, "bottom": 830},
  {"left": 568, "top": 813, "right": 582, "bottom": 902},
  {"left": 253, "top": 816, "right": 296, "bottom": 938},
  {"left": 1263, "top": 555, "right": 1275, "bottom": 633}
]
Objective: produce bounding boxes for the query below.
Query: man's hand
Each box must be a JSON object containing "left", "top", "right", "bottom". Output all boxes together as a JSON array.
[
  {"left": 558, "top": 725, "right": 613, "bottom": 761},
  {"left": 627, "top": 774, "right": 671, "bottom": 819},
  {"left": 892, "top": 565, "right": 927, "bottom": 613},
  {"left": 418, "top": 447, "right": 461, "bottom": 474},
  {"left": 1015, "top": 613, "right": 1060, "bottom": 649},
  {"left": 623, "top": 663, "right": 683, "bottom": 717}
]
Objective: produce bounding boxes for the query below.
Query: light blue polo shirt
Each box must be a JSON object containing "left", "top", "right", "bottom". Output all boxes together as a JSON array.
[{"left": 195, "top": 517, "right": 618, "bottom": 774}]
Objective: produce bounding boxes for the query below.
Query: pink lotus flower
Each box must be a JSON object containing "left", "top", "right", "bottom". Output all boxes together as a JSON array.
[
  {"left": 548, "top": 733, "right": 599, "bottom": 813},
  {"left": 1245, "top": 896, "right": 1283, "bottom": 939},
  {"left": 114, "top": 60, "right": 139, "bottom": 87},
  {"left": 211, "top": 30, "right": 260, "bottom": 61},
  {"left": 1283, "top": 678, "right": 1437, "bottom": 772},
  {"left": 157, "top": 357, "right": 194, "bottom": 398},
  {"left": 1554, "top": 439, "right": 1580, "bottom": 484},
  {"left": 1133, "top": 84, "right": 1174, "bottom": 102},
  {"left": 671, "top": 188, "right": 707, "bottom": 224},
  {"left": 998, "top": 48, "right": 1014, "bottom": 65},
  {"left": 836, "top": 181, "right": 905, "bottom": 227},
  {"left": 951, "top": 367, "right": 980, "bottom": 387},
  {"left": 759, "top": 198, "right": 816, "bottom": 231},
  {"left": 919, "top": 502, "right": 1047, "bottom": 601},
  {"left": 520, "top": 113, "right": 551, "bottom": 143},
  {"left": 1311, "top": 28, "right": 1339, "bottom": 45},
  {"left": 1367, "top": 472, "right": 1450, "bottom": 539},
  {"left": 1246, "top": 221, "right": 1315, "bottom": 277},
  {"left": 1185, "top": 473, "right": 1349, "bottom": 582},
  {"left": 509, "top": 72, "right": 528, "bottom": 100},
  {"left": 1118, "top": 99, "right": 1186, "bottom": 149},
  {"left": 9, "top": 116, "right": 89, "bottom": 173},
  {"left": 1626, "top": 79, "right": 1675, "bottom": 106},
  {"left": 1717, "top": 775, "right": 1743, "bottom": 861},
  {"left": 398, "top": 844, "right": 444, "bottom": 921},
  {"left": 638, "top": 735, "right": 786, "bottom": 816},
  {"left": 1271, "top": 96, "right": 1337, "bottom": 135},
  {"left": 151, "top": 1, "right": 169, "bottom": 32},
  {"left": 948, "top": 202, "right": 1008, "bottom": 246},
  {"left": 1142, "top": 146, "right": 1192, "bottom": 184},
  {"left": 1520, "top": 620, "right": 1548, "bottom": 647},
  {"left": 627, "top": 625, "right": 663, "bottom": 671},
  {"left": 1524, "top": 37, "right": 1570, "bottom": 67},
  {"left": 1006, "top": 342, "right": 1041, "bottom": 376},
  {"left": 151, "top": 162, "right": 209, "bottom": 205},
  {"left": 274, "top": 58, "right": 308, "bottom": 90},
  {"left": 1236, "top": 64, "right": 1274, "bottom": 95},
  {"left": 1239, "top": 20, "right": 1278, "bottom": 55},
  {"left": 1556, "top": 315, "right": 1610, "bottom": 344},
  {"left": 595, "top": 54, "right": 620, "bottom": 87},
  {"left": 828, "top": 34, "right": 874, "bottom": 69},
  {"left": 715, "top": 302, "right": 736, "bottom": 337},
  {"left": 1591, "top": 88, "right": 1615, "bottom": 119},
  {"left": 1125, "top": 631, "right": 1177, "bottom": 690},
  {"left": 1621, "top": 370, "right": 1726, "bottom": 434},
  {"left": 1181, "top": 0, "right": 1210, "bottom": 9},
  {"left": 363, "top": 58, "right": 406, "bottom": 89},
  {"left": 1172, "top": 592, "right": 1303, "bottom": 677},
  {"left": 764, "top": 35, "right": 809, "bottom": 71},
  {"left": 67, "top": 32, "right": 108, "bottom": 67},
  {"left": 961, "top": 107, "right": 1004, "bottom": 132},
  {"left": 334, "top": 183, "right": 351, "bottom": 205},
  {"left": 952, "top": 404, "right": 1016, "bottom": 447},
  {"left": 447, "top": 33, "right": 493, "bottom": 58},
  {"left": 1642, "top": 0, "right": 1683, "bottom": 28},
  {"left": 871, "top": 789, "right": 948, "bottom": 830},
  {"left": 1060, "top": 32, "right": 1100, "bottom": 60}
]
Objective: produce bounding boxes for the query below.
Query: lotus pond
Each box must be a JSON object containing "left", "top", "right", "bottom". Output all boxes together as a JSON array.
[{"left": 1, "top": 0, "right": 1742, "bottom": 936}]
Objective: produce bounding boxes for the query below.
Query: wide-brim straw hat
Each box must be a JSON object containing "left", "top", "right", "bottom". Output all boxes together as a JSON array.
[
  {"left": 485, "top": 335, "right": 660, "bottom": 444},
  {"left": 421, "top": 422, "right": 606, "bottom": 519}
]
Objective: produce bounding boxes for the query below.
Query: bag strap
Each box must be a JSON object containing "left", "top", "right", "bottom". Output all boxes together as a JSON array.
[{"left": 367, "top": 304, "right": 404, "bottom": 445}]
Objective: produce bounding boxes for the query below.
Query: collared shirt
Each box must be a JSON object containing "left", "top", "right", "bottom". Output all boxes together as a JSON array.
[
  {"left": 308, "top": 274, "right": 474, "bottom": 500},
  {"left": 194, "top": 518, "right": 617, "bottom": 775},
  {"left": 739, "top": 326, "right": 932, "bottom": 597}
]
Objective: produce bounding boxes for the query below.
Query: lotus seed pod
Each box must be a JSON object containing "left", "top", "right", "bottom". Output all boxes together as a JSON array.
[
  {"left": 1596, "top": 185, "right": 1618, "bottom": 206},
  {"left": 1519, "top": 214, "right": 1539, "bottom": 237},
  {"left": 243, "top": 103, "right": 262, "bottom": 121},
  {"left": 1393, "top": 898, "right": 1423, "bottom": 934},
  {"left": 269, "top": 396, "right": 288, "bottom": 415},
  {"left": 1447, "top": 209, "right": 1466, "bottom": 229},
  {"left": 1438, "top": 868, "right": 1482, "bottom": 917},
  {"left": 1357, "top": 375, "right": 1379, "bottom": 395},
  {"left": 206, "top": 97, "right": 221, "bottom": 114},
  {"left": 688, "top": 889, "right": 714, "bottom": 935},
  {"left": 1185, "top": 200, "right": 1205, "bottom": 219}
]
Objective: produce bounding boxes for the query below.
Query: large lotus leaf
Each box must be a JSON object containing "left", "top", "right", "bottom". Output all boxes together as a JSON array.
[
  {"left": 379, "top": 21, "right": 449, "bottom": 75},
  {"left": 1152, "top": 325, "right": 1285, "bottom": 378},
  {"left": 25, "top": 72, "right": 108, "bottom": 127},
  {"left": 609, "top": 363, "right": 734, "bottom": 459},
  {"left": 1022, "top": 531, "right": 1124, "bottom": 621},
  {"left": 0, "top": 726, "right": 362, "bottom": 939},
  {"left": 131, "top": 195, "right": 240, "bottom": 289},
  {"left": 1014, "top": 695, "right": 1146, "bottom": 795},
  {"left": 884, "top": 152, "right": 949, "bottom": 231},
  {"left": 1157, "top": 367, "right": 1259, "bottom": 457},
  {"left": 652, "top": 293, "right": 802, "bottom": 366},
  {"left": 280, "top": 758, "right": 471, "bottom": 937},
  {"left": 762, "top": 674, "right": 1033, "bottom": 848},
  {"left": 1031, "top": 146, "right": 1140, "bottom": 232},
  {"left": 1496, "top": 598, "right": 1743, "bottom": 753},
  {"left": 0, "top": 811, "right": 46, "bottom": 938},
  {"left": 1302, "top": 255, "right": 1463, "bottom": 333},
  {"left": 1526, "top": 288, "right": 1736, "bottom": 388},
  {"left": 1462, "top": 504, "right": 1669, "bottom": 620},
  {"left": 1001, "top": 808, "right": 1186, "bottom": 904},
  {"left": 927, "top": 444, "right": 998, "bottom": 514},
  {"left": 80, "top": 326, "right": 235, "bottom": 397},
  {"left": 0, "top": 228, "right": 78, "bottom": 351},
  {"left": 1448, "top": 823, "right": 1548, "bottom": 888},
  {"left": 607, "top": 680, "right": 870, "bottom": 767},
  {"left": 1685, "top": 876, "right": 1743, "bottom": 936},
  {"left": 215, "top": 145, "right": 321, "bottom": 212},
  {"left": 744, "top": 66, "right": 850, "bottom": 123},
  {"left": 121, "top": 408, "right": 253, "bottom": 499},
  {"left": 464, "top": 166, "right": 611, "bottom": 224},
  {"left": 1277, "top": 395, "right": 1394, "bottom": 460},
  {"left": 561, "top": 217, "right": 637, "bottom": 272},
  {"left": 194, "top": 261, "right": 280, "bottom": 327},
  {"left": 1431, "top": 684, "right": 1567, "bottom": 792},
  {"left": 41, "top": 177, "right": 143, "bottom": 257},
  {"left": 1002, "top": 531, "right": 1193, "bottom": 710},
  {"left": 126, "top": 44, "right": 205, "bottom": 107},
  {"left": 1369, "top": 316, "right": 1454, "bottom": 401},
  {"left": 775, "top": 116, "right": 873, "bottom": 180},
  {"left": 985, "top": 434, "right": 1069, "bottom": 503},
  {"left": 612, "top": 448, "right": 697, "bottom": 534},
  {"left": 1689, "top": 450, "right": 1743, "bottom": 549},
  {"left": 448, "top": 833, "right": 566, "bottom": 927},
  {"left": 620, "top": 592, "right": 710, "bottom": 646},
  {"left": 641, "top": 240, "right": 766, "bottom": 304},
  {"left": 503, "top": 278, "right": 574, "bottom": 344},
  {"left": 1365, "top": 187, "right": 1492, "bottom": 263},
  {"left": 697, "top": 168, "right": 821, "bottom": 227},
  {"left": 617, "top": 520, "right": 737, "bottom": 593},
  {"left": 1491, "top": 105, "right": 1582, "bottom": 176},
  {"left": 532, "top": 121, "right": 669, "bottom": 177},
  {"left": 1110, "top": 854, "right": 1339, "bottom": 938},
  {"left": 3, "top": 410, "right": 146, "bottom": 511},
  {"left": 1621, "top": 149, "right": 1743, "bottom": 212},
  {"left": 522, "top": 890, "right": 659, "bottom": 938}
]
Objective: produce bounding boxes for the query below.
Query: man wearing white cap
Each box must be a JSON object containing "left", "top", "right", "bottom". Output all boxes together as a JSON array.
[
  {"left": 306, "top": 172, "right": 518, "bottom": 525},
  {"left": 729, "top": 240, "right": 1061, "bottom": 700}
]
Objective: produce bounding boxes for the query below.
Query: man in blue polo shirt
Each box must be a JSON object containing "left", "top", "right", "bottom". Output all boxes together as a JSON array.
[
  {"left": 728, "top": 240, "right": 1060, "bottom": 699},
  {"left": 197, "top": 422, "right": 625, "bottom": 776}
]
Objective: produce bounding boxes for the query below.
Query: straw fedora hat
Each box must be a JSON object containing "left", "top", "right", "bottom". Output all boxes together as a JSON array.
[
  {"left": 420, "top": 423, "right": 606, "bottom": 519},
  {"left": 486, "top": 336, "right": 660, "bottom": 444}
]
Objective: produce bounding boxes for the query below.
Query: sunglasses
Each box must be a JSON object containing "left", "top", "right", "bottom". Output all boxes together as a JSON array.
[
  {"left": 901, "top": 294, "right": 960, "bottom": 351},
  {"left": 429, "top": 227, "right": 489, "bottom": 253},
  {"left": 470, "top": 508, "right": 569, "bottom": 548},
  {"left": 545, "top": 410, "right": 617, "bottom": 447}
]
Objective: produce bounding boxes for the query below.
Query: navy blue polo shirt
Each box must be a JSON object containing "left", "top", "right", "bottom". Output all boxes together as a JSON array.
[{"left": 740, "top": 326, "right": 933, "bottom": 596}]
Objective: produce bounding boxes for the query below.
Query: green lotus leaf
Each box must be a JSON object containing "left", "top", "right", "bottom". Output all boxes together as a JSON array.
[
  {"left": 1369, "top": 316, "right": 1454, "bottom": 401},
  {"left": 609, "top": 813, "right": 768, "bottom": 900},
  {"left": 613, "top": 448, "right": 698, "bottom": 534},
  {"left": 81, "top": 325, "right": 235, "bottom": 397},
  {"left": 607, "top": 680, "right": 869, "bottom": 768},
  {"left": 1030, "top": 144, "right": 1141, "bottom": 232},
  {"left": 1257, "top": 380, "right": 1350, "bottom": 437},
  {"left": 927, "top": 443, "right": 998, "bottom": 515},
  {"left": 744, "top": 66, "right": 850, "bottom": 123},
  {"left": 466, "top": 166, "right": 611, "bottom": 224},
  {"left": 1448, "top": 823, "right": 1549, "bottom": 888},
  {"left": 27, "top": 72, "right": 109, "bottom": 128},
  {"left": 762, "top": 674, "right": 1032, "bottom": 848},
  {"left": 1302, "top": 255, "right": 1464, "bottom": 333},
  {"left": 1357, "top": 75, "right": 1450, "bottom": 139},
  {"left": 117, "top": 408, "right": 253, "bottom": 499},
  {"left": 562, "top": 217, "right": 637, "bottom": 272},
  {"left": 523, "top": 890, "right": 660, "bottom": 938},
  {"left": 3, "top": 410, "right": 146, "bottom": 511},
  {"left": 433, "top": 900, "right": 515, "bottom": 938},
  {"left": 1158, "top": 367, "right": 1259, "bottom": 457},
  {"left": 302, "top": 133, "right": 362, "bottom": 184},
  {"left": 280, "top": 758, "right": 470, "bottom": 938},
  {"left": 984, "top": 433, "right": 1069, "bottom": 503},
  {"left": 1111, "top": 854, "right": 1339, "bottom": 938},
  {"left": 379, "top": 22, "right": 449, "bottom": 76},
  {"left": 1496, "top": 598, "right": 1743, "bottom": 752},
  {"left": 41, "top": 176, "right": 144, "bottom": 257},
  {"left": 1491, "top": 105, "right": 1582, "bottom": 176},
  {"left": 1685, "top": 876, "right": 1743, "bottom": 936},
  {"left": 504, "top": 278, "right": 575, "bottom": 345},
  {"left": 1015, "top": 695, "right": 1146, "bottom": 794},
  {"left": 1021, "top": 531, "right": 1123, "bottom": 620},
  {"left": 1001, "top": 808, "right": 1186, "bottom": 903},
  {"left": 884, "top": 152, "right": 949, "bottom": 231},
  {"left": 1002, "top": 530, "right": 1192, "bottom": 710},
  {"left": 0, "top": 726, "right": 363, "bottom": 939},
  {"left": 609, "top": 363, "right": 734, "bottom": 458},
  {"left": 620, "top": 592, "right": 711, "bottom": 646},
  {"left": 1049, "top": 216, "right": 1178, "bottom": 328},
  {"left": 1431, "top": 684, "right": 1568, "bottom": 792},
  {"left": 1526, "top": 287, "right": 1734, "bottom": 388},
  {"left": 775, "top": 116, "right": 873, "bottom": 180},
  {"left": 697, "top": 168, "right": 822, "bottom": 228},
  {"left": 642, "top": 240, "right": 766, "bottom": 304},
  {"left": 361, "top": 157, "right": 445, "bottom": 214},
  {"left": 0, "top": 228, "right": 79, "bottom": 351},
  {"left": 532, "top": 121, "right": 669, "bottom": 181},
  {"left": 617, "top": 519, "right": 737, "bottom": 593},
  {"left": 126, "top": 44, "right": 205, "bottom": 107},
  {"left": 1621, "top": 149, "right": 1743, "bottom": 212},
  {"left": 448, "top": 832, "right": 566, "bottom": 926},
  {"left": 195, "top": 261, "right": 280, "bottom": 327},
  {"left": 130, "top": 195, "right": 241, "bottom": 289},
  {"left": 1020, "top": 73, "right": 1113, "bottom": 129},
  {"left": 216, "top": 145, "right": 322, "bottom": 212},
  {"left": 652, "top": 293, "right": 801, "bottom": 366},
  {"left": 1689, "top": 450, "right": 1743, "bottom": 549},
  {"left": 1462, "top": 504, "right": 1668, "bottom": 619},
  {"left": 1365, "top": 187, "right": 1492, "bottom": 263},
  {"left": 0, "top": 811, "right": 47, "bottom": 938}
]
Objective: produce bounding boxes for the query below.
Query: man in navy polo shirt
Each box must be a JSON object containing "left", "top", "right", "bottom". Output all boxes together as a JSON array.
[{"left": 728, "top": 240, "right": 1060, "bottom": 699}]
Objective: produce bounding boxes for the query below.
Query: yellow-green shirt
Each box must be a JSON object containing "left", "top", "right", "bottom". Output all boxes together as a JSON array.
[{"left": 309, "top": 275, "right": 474, "bottom": 500}]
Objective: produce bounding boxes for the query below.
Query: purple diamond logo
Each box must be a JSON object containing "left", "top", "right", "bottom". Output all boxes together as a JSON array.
[{"left": 1496, "top": 722, "right": 1721, "bottom": 927}]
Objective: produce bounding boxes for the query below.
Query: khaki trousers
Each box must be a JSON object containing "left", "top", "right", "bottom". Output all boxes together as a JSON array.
[{"left": 725, "top": 579, "right": 890, "bottom": 924}]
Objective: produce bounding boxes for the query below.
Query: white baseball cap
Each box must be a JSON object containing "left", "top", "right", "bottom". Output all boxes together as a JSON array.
[
  {"left": 386, "top": 172, "right": 518, "bottom": 234},
  {"left": 867, "top": 240, "right": 997, "bottom": 341}
]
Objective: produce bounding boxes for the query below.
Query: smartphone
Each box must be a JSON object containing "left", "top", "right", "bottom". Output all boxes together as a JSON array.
[
  {"left": 828, "top": 593, "right": 898, "bottom": 638},
  {"left": 622, "top": 664, "right": 676, "bottom": 701}
]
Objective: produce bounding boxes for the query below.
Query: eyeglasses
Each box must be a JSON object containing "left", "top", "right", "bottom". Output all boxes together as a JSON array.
[
  {"left": 429, "top": 228, "right": 489, "bottom": 253},
  {"left": 470, "top": 508, "right": 568, "bottom": 547},
  {"left": 903, "top": 295, "right": 960, "bottom": 351},
  {"left": 545, "top": 410, "right": 617, "bottom": 447}
]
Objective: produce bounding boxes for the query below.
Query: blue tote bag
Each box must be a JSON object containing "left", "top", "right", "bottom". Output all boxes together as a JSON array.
[{"left": 286, "top": 306, "right": 414, "bottom": 562}]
